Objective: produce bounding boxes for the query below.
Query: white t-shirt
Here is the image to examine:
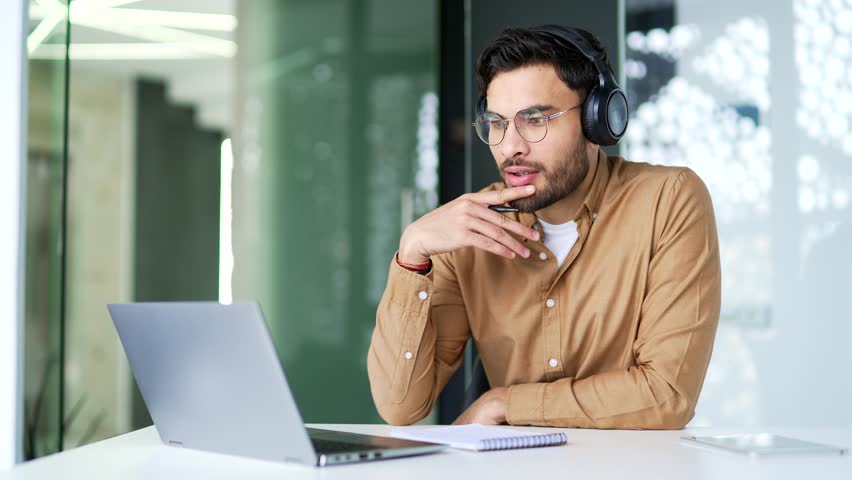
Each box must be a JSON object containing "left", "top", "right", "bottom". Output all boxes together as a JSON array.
[{"left": 538, "top": 218, "right": 579, "bottom": 269}]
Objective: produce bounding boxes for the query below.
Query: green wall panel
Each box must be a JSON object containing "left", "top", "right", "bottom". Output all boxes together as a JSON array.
[{"left": 235, "top": 0, "right": 438, "bottom": 423}]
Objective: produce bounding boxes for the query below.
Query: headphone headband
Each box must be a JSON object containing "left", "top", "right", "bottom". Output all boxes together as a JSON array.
[{"left": 529, "top": 25, "right": 606, "bottom": 64}]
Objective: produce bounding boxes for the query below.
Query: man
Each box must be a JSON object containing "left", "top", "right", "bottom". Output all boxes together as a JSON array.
[{"left": 367, "top": 25, "right": 721, "bottom": 429}]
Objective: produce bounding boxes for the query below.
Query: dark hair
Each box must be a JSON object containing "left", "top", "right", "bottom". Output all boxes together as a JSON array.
[{"left": 475, "top": 25, "right": 612, "bottom": 103}]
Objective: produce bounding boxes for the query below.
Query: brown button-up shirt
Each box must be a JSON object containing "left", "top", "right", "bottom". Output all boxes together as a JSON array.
[{"left": 367, "top": 151, "right": 721, "bottom": 429}]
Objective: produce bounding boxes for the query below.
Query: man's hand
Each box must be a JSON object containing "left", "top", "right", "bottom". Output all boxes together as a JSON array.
[
  {"left": 397, "top": 186, "right": 540, "bottom": 265},
  {"left": 452, "top": 387, "right": 509, "bottom": 425}
]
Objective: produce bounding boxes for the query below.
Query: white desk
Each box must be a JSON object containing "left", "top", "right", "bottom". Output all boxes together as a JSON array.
[{"left": 3, "top": 424, "right": 850, "bottom": 480}]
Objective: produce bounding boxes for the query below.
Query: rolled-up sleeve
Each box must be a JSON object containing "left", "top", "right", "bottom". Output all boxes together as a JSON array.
[
  {"left": 367, "top": 252, "right": 471, "bottom": 425},
  {"left": 506, "top": 169, "right": 722, "bottom": 429}
]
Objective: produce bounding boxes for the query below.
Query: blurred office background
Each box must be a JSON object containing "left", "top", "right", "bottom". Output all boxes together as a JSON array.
[{"left": 13, "top": 0, "right": 851, "bottom": 461}]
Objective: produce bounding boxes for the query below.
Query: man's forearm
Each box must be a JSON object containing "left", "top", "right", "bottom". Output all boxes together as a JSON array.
[
  {"left": 505, "top": 364, "right": 697, "bottom": 429},
  {"left": 367, "top": 254, "right": 470, "bottom": 425}
]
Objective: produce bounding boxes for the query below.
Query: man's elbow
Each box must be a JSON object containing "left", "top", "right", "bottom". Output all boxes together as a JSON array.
[
  {"left": 645, "top": 396, "right": 695, "bottom": 430},
  {"left": 374, "top": 401, "right": 430, "bottom": 426},
  {"left": 656, "top": 405, "right": 694, "bottom": 429},
  {"left": 368, "top": 373, "right": 432, "bottom": 425}
]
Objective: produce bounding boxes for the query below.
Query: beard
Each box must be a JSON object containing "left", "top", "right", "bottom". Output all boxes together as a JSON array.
[{"left": 504, "top": 135, "right": 590, "bottom": 213}]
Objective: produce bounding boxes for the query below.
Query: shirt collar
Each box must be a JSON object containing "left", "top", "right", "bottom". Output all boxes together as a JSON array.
[{"left": 582, "top": 148, "right": 610, "bottom": 219}]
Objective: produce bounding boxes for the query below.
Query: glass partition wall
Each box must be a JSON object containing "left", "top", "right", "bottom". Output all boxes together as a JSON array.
[
  {"left": 24, "top": 0, "right": 69, "bottom": 459},
  {"left": 22, "top": 0, "right": 439, "bottom": 460}
]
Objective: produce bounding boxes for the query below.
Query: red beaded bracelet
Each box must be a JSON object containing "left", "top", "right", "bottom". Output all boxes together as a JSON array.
[{"left": 396, "top": 253, "right": 432, "bottom": 272}]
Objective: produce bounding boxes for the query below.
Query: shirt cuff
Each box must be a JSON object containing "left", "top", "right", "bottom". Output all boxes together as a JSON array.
[
  {"left": 378, "top": 255, "right": 436, "bottom": 405},
  {"left": 506, "top": 383, "right": 546, "bottom": 425},
  {"left": 386, "top": 252, "right": 434, "bottom": 300}
]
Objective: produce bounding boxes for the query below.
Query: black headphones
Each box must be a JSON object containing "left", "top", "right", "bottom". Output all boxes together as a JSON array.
[{"left": 477, "top": 25, "right": 629, "bottom": 146}]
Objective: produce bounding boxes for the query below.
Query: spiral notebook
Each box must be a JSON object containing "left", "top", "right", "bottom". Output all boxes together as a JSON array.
[{"left": 390, "top": 424, "right": 567, "bottom": 451}]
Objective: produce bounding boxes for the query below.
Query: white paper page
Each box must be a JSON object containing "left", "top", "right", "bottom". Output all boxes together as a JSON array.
[{"left": 392, "top": 424, "right": 557, "bottom": 451}]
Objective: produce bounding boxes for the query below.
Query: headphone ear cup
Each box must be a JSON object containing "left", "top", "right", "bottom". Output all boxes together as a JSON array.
[
  {"left": 604, "top": 89, "right": 629, "bottom": 143},
  {"left": 582, "top": 86, "right": 602, "bottom": 144}
]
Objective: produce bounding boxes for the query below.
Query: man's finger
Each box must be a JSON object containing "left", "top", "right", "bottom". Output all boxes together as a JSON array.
[
  {"left": 468, "top": 232, "right": 516, "bottom": 259},
  {"left": 470, "top": 185, "right": 536, "bottom": 206},
  {"left": 477, "top": 207, "right": 539, "bottom": 241},
  {"left": 469, "top": 218, "right": 530, "bottom": 258}
]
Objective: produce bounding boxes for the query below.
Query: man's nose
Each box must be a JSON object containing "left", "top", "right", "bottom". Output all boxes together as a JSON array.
[{"left": 499, "top": 121, "right": 531, "bottom": 159}]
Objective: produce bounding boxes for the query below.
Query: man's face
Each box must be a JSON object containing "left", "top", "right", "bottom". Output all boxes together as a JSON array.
[{"left": 485, "top": 64, "right": 593, "bottom": 213}]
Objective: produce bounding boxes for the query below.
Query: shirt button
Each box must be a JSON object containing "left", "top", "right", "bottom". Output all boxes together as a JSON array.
[
  {"left": 549, "top": 358, "right": 559, "bottom": 368},
  {"left": 405, "top": 351, "right": 413, "bottom": 360},
  {"left": 593, "top": 212, "right": 598, "bottom": 220},
  {"left": 418, "top": 291, "right": 428, "bottom": 300},
  {"left": 545, "top": 298, "right": 555, "bottom": 308},
  {"left": 539, "top": 252, "right": 547, "bottom": 261}
]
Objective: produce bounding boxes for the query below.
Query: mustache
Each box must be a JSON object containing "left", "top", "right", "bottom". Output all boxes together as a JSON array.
[{"left": 500, "top": 159, "right": 546, "bottom": 171}]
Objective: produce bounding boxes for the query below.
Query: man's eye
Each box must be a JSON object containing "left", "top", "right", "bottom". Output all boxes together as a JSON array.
[
  {"left": 527, "top": 117, "right": 547, "bottom": 126},
  {"left": 489, "top": 120, "right": 506, "bottom": 128}
]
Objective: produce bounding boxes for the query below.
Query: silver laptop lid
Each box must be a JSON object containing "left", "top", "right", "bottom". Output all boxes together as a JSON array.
[{"left": 108, "top": 302, "right": 317, "bottom": 465}]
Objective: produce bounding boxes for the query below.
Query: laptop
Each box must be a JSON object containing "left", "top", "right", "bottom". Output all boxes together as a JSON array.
[{"left": 107, "top": 302, "right": 445, "bottom": 466}]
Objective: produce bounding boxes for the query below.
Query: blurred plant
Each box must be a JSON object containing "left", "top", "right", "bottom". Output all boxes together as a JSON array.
[{"left": 24, "top": 354, "right": 106, "bottom": 460}]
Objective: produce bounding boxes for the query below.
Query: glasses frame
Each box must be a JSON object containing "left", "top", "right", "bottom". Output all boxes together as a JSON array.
[{"left": 472, "top": 103, "right": 581, "bottom": 146}]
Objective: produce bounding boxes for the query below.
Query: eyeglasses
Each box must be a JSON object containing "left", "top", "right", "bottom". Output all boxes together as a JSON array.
[{"left": 472, "top": 104, "right": 581, "bottom": 146}]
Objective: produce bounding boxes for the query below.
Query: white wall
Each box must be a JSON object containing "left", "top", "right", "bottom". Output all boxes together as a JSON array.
[{"left": 0, "top": 0, "right": 27, "bottom": 470}]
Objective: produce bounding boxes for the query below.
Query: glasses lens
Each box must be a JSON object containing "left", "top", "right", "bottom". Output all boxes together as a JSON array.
[
  {"left": 516, "top": 109, "right": 548, "bottom": 143},
  {"left": 474, "top": 114, "right": 506, "bottom": 145}
]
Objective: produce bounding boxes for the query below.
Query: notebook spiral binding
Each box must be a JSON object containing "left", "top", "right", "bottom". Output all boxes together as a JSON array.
[{"left": 479, "top": 432, "right": 567, "bottom": 451}]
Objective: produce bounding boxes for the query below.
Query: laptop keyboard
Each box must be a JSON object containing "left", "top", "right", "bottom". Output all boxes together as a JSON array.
[{"left": 310, "top": 437, "right": 368, "bottom": 454}]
